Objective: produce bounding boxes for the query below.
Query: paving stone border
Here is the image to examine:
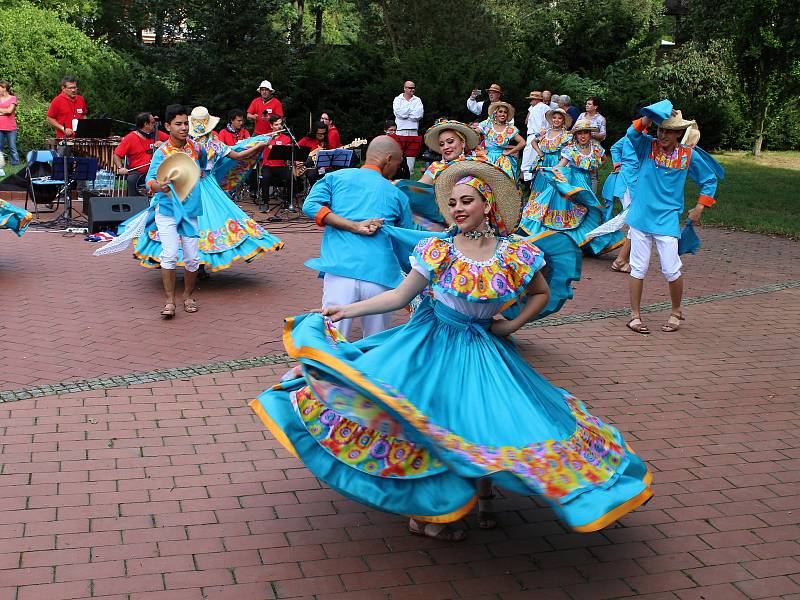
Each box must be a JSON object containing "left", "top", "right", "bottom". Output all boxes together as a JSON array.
[{"left": 2, "top": 279, "right": 797, "bottom": 404}]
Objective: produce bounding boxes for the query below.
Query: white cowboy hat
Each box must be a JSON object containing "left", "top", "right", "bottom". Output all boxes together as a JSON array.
[
  {"left": 188, "top": 106, "right": 220, "bottom": 138},
  {"left": 156, "top": 153, "right": 200, "bottom": 202}
]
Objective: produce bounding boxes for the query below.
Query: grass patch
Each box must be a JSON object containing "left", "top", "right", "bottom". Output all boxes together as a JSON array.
[{"left": 600, "top": 150, "right": 800, "bottom": 239}]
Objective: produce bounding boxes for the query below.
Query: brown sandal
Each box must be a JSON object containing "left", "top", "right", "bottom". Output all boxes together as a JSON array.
[
  {"left": 160, "top": 303, "right": 176, "bottom": 319},
  {"left": 408, "top": 519, "right": 467, "bottom": 542},
  {"left": 661, "top": 313, "right": 682, "bottom": 332},
  {"left": 183, "top": 298, "right": 198, "bottom": 313},
  {"left": 627, "top": 318, "right": 650, "bottom": 335},
  {"left": 611, "top": 260, "right": 631, "bottom": 273}
]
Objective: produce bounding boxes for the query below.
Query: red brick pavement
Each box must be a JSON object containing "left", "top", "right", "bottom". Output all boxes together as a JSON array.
[
  {"left": 1, "top": 283, "right": 799, "bottom": 599},
  {"left": 1, "top": 194, "right": 799, "bottom": 391}
]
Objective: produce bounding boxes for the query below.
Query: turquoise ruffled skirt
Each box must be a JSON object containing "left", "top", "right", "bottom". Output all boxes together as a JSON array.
[
  {"left": 251, "top": 299, "right": 652, "bottom": 531},
  {"left": 520, "top": 167, "right": 623, "bottom": 256},
  {"left": 529, "top": 150, "right": 561, "bottom": 199},
  {"left": 132, "top": 177, "right": 283, "bottom": 271},
  {"left": 0, "top": 199, "right": 32, "bottom": 237}
]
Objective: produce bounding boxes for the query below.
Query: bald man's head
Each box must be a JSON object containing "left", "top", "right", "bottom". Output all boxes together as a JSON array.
[{"left": 366, "top": 135, "right": 403, "bottom": 178}]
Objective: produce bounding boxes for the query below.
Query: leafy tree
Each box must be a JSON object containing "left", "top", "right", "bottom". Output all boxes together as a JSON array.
[{"left": 689, "top": 0, "right": 800, "bottom": 155}]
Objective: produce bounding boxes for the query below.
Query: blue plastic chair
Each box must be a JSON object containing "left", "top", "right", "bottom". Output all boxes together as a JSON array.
[{"left": 24, "top": 150, "right": 67, "bottom": 217}]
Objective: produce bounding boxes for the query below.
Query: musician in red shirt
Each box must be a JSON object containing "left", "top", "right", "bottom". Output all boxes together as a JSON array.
[
  {"left": 217, "top": 109, "right": 251, "bottom": 146},
  {"left": 259, "top": 116, "right": 293, "bottom": 209},
  {"left": 246, "top": 80, "right": 283, "bottom": 135},
  {"left": 320, "top": 111, "right": 341, "bottom": 148},
  {"left": 113, "top": 112, "right": 169, "bottom": 196},
  {"left": 297, "top": 121, "right": 329, "bottom": 185},
  {"left": 46, "top": 76, "right": 88, "bottom": 139}
]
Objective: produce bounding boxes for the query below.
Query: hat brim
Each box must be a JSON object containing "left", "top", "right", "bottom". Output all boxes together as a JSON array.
[
  {"left": 189, "top": 115, "right": 221, "bottom": 137},
  {"left": 572, "top": 125, "right": 599, "bottom": 133},
  {"left": 423, "top": 121, "right": 480, "bottom": 153},
  {"left": 434, "top": 158, "right": 522, "bottom": 233},
  {"left": 658, "top": 119, "right": 696, "bottom": 131},
  {"left": 545, "top": 109, "right": 573, "bottom": 129},
  {"left": 155, "top": 153, "right": 200, "bottom": 202},
  {"left": 488, "top": 102, "right": 515, "bottom": 121}
]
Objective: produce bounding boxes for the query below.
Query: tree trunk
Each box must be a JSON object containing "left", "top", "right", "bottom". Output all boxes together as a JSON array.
[
  {"left": 314, "top": 6, "right": 323, "bottom": 45},
  {"left": 291, "top": 0, "right": 305, "bottom": 47},
  {"left": 752, "top": 103, "right": 768, "bottom": 156},
  {"left": 375, "top": 0, "right": 400, "bottom": 59}
]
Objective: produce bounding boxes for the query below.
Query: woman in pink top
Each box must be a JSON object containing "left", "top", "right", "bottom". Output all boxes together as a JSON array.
[{"left": 0, "top": 80, "right": 19, "bottom": 166}]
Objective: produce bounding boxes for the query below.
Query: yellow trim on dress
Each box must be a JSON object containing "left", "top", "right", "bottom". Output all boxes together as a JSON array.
[
  {"left": 248, "top": 398, "right": 299, "bottom": 458},
  {"left": 407, "top": 495, "right": 478, "bottom": 524}
]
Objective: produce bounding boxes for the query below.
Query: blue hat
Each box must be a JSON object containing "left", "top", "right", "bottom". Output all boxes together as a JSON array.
[{"left": 641, "top": 100, "right": 674, "bottom": 125}]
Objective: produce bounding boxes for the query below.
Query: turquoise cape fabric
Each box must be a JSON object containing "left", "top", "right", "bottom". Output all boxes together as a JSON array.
[
  {"left": 0, "top": 199, "right": 32, "bottom": 237},
  {"left": 252, "top": 298, "right": 652, "bottom": 531}
]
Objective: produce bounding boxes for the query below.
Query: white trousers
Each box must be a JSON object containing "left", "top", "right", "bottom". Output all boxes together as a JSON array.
[
  {"left": 154, "top": 208, "right": 200, "bottom": 272},
  {"left": 628, "top": 226, "right": 682, "bottom": 282},
  {"left": 520, "top": 135, "right": 535, "bottom": 181},
  {"left": 397, "top": 128, "right": 418, "bottom": 173},
  {"left": 322, "top": 273, "right": 392, "bottom": 339}
]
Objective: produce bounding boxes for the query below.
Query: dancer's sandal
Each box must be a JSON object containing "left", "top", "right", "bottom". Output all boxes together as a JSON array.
[
  {"left": 626, "top": 318, "right": 650, "bottom": 335},
  {"left": 477, "top": 494, "right": 498, "bottom": 530},
  {"left": 611, "top": 259, "right": 631, "bottom": 273},
  {"left": 160, "top": 303, "right": 176, "bottom": 319},
  {"left": 183, "top": 298, "right": 198, "bottom": 313},
  {"left": 661, "top": 313, "right": 683, "bottom": 332},
  {"left": 408, "top": 519, "right": 467, "bottom": 542}
]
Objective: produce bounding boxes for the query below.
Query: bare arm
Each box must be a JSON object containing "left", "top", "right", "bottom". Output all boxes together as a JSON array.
[
  {"left": 556, "top": 157, "right": 569, "bottom": 168},
  {"left": 321, "top": 211, "right": 384, "bottom": 235},
  {"left": 418, "top": 173, "right": 434, "bottom": 185},
  {"left": 490, "top": 271, "right": 550, "bottom": 337},
  {"left": 46, "top": 116, "right": 70, "bottom": 136},
  {"left": 226, "top": 141, "right": 268, "bottom": 160},
  {"left": 530, "top": 137, "right": 544, "bottom": 159},
  {"left": 503, "top": 133, "right": 527, "bottom": 155},
  {"left": 112, "top": 154, "right": 127, "bottom": 174},
  {"left": 323, "top": 270, "right": 429, "bottom": 321}
]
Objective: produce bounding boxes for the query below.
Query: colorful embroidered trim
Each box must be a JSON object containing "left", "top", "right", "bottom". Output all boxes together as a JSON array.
[
  {"left": 535, "top": 129, "right": 571, "bottom": 152},
  {"left": 292, "top": 385, "right": 446, "bottom": 479},
  {"left": 522, "top": 199, "right": 587, "bottom": 229},
  {"left": 412, "top": 236, "right": 543, "bottom": 302},
  {"left": 561, "top": 142, "right": 604, "bottom": 171},
  {"left": 649, "top": 141, "right": 691, "bottom": 170}
]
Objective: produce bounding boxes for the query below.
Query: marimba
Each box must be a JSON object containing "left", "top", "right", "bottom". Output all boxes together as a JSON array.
[{"left": 46, "top": 137, "right": 121, "bottom": 171}]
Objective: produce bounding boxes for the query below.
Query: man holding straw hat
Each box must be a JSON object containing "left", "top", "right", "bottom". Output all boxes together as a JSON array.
[
  {"left": 146, "top": 104, "right": 206, "bottom": 319},
  {"left": 624, "top": 101, "right": 721, "bottom": 334}
]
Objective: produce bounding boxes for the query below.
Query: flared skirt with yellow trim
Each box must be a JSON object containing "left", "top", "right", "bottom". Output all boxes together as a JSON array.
[{"left": 250, "top": 299, "right": 652, "bottom": 531}]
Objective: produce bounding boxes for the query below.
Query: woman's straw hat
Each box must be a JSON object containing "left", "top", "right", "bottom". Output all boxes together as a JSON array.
[
  {"left": 434, "top": 157, "right": 522, "bottom": 233},
  {"left": 423, "top": 118, "right": 480, "bottom": 153},
  {"left": 488, "top": 101, "right": 516, "bottom": 121},
  {"left": 571, "top": 118, "right": 599, "bottom": 134},
  {"left": 156, "top": 153, "right": 200, "bottom": 202},
  {"left": 545, "top": 107, "right": 573, "bottom": 129},
  {"left": 188, "top": 106, "right": 220, "bottom": 138}
]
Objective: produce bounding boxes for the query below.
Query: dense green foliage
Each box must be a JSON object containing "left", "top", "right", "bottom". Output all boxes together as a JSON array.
[{"left": 0, "top": 0, "right": 797, "bottom": 156}]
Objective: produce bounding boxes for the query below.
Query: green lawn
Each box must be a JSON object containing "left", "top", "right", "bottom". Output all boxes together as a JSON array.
[{"left": 600, "top": 150, "right": 800, "bottom": 239}]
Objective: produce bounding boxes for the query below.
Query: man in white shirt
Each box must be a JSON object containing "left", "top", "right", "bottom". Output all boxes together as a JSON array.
[
  {"left": 392, "top": 80, "right": 424, "bottom": 172},
  {"left": 520, "top": 90, "right": 551, "bottom": 182},
  {"left": 466, "top": 83, "right": 503, "bottom": 122}
]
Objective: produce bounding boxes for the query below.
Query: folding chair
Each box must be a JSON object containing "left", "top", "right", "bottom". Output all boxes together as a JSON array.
[{"left": 24, "top": 150, "right": 66, "bottom": 217}]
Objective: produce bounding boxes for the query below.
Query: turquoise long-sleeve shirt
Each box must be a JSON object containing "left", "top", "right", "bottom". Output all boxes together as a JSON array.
[
  {"left": 302, "top": 166, "right": 416, "bottom": 288},
  {"left": 625, "top": 121, "right": 718, "bottom": 238}
]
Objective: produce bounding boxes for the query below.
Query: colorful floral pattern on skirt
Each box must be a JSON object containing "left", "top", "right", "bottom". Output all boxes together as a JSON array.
[{"left": 523, "top": 199, "right": 588, "bottom": 230}]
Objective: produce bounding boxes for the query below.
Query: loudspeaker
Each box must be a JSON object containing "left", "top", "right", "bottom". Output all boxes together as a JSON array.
[{"left": 84, "top": 195, "right": 150, "bottom": 233}]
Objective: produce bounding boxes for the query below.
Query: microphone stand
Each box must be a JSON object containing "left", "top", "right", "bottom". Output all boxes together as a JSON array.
[{"left": 281, "top": 124, "right": 300, "bottom": 213}]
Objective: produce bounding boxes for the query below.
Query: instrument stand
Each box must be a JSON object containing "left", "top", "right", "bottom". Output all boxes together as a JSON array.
[
  {"left": 51, "top": 141, "right": 83, "bottom": 227},
  {"left": 265, "top": 140, "right": 310, "bottom": 222}
]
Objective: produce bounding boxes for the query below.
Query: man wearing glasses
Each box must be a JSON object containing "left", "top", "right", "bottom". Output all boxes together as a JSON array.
[
  {"left": 113, "top": 112, "right": 169, "bottom": 196},
  {"left": 46, "top": 75, "right": 88, "bottom": 139},
  {"left": 392, "top": 80, "right": 423, "bottom": 173}
]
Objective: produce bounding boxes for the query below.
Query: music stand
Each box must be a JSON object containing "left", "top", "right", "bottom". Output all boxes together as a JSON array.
[
  {"left": 74, "top": 118, "right": 112, "bottom": 138},
  {"left": 51, "top": 156, "right": 99, "bottom": 223},
  {"left": 314, "top": 149, "right": 353, "bottom": 171},
  {"left": 264, "top": 145, "right": 310, "bottom": 220},
  {"left": 389, "top": 134, "right": 422, "bottom": 159}
]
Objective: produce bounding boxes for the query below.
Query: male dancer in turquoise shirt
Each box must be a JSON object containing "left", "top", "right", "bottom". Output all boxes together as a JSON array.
[
  {"left": 303, "top": 136, "right": 414, "bottom": 339},
  {"left": 624, "top": 104, "right": 720, "bottom": 334}
]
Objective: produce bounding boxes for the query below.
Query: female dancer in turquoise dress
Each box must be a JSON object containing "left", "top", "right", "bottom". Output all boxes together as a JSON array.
[
  {"left": 250, "top": 158, "right": 652, "bottom": 540},
  {"left": 0, "top": 198, "right": 32, "bottom": 237},
  {"left": 520, "top": 119, "right": 624, "bottom": 255},
  {"left": 129, "top": 108, "right": 285, "bottom": 272},
  {"left": 475, "top": 102, "right": 526, "bottom": 180},
  {"left": 527, "top": 107, "right": 572, "bottom": 199}
]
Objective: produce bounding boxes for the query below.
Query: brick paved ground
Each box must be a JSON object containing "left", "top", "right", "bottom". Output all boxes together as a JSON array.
[{"left": 1, "top": 198, "right": 800, "bottom": 599}]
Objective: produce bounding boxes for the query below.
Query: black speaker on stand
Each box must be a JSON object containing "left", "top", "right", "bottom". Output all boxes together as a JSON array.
[{"left": 83, "top": 193, "right": 150, "bottom": 233}]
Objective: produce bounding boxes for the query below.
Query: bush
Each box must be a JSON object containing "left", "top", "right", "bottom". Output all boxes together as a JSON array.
[{"left": 0, "top": 1, "right": 173, "bottom": 155}]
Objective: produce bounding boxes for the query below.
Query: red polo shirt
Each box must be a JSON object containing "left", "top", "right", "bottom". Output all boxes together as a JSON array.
[
  {"left": 261, "top": 133, "right": 292, "bottom": 167},
  {"left": 47, "top": 92, "right": 88, "bottom": 138},
  {"left": 298, "top": 136, "right": 325, "bottom": 151},
  {"left": 326, "top": 124, "right": 341, "bottom": 148},
  {"left": 217, "top": 127, "right": 250, "bottom": 146},
  {"left": 114, "top": 130, "right": 169, "bottom": 170},
  {"left": 247, "top": 96, "right": 284, "bottom": 135}
]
